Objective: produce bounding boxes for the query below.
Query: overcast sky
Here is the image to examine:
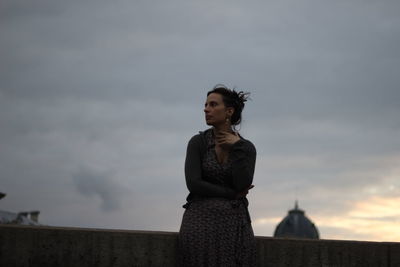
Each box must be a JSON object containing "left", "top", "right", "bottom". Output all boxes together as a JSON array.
[{"left": 1, "top": 0, "right": 400, "bottom": 242}]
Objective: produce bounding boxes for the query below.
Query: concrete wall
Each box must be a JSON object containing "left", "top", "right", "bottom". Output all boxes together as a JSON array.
[{"left": 1, "top": 225, "right": 400, "bottom": 267}]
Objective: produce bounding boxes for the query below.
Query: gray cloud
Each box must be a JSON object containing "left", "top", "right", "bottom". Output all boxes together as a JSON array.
[
  {"left": 72, "top": 167, "right": 126, "bottom": 212},
  {"left": 1, "top": 0, "right": 400, "bottom": 240}
]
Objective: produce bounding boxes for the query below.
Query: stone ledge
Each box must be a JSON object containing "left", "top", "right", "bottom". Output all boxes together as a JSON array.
[{"left": 1, "top": 225, "right": 399, "bottom": 266}]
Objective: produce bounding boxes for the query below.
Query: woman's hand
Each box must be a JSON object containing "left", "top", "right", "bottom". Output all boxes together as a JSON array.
[
  {"left": 215, "top": 130, "right": 240, "bottom": 150},
  {"left": 236, "top": 185, "right": 254, "bottom": 199}
]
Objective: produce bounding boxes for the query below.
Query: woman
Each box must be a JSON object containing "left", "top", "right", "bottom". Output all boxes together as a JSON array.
[{"left": 178, "top": 84, "right": 257, "bottom": 267}]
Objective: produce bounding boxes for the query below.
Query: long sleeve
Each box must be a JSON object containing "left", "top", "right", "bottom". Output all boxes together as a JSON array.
[
  {"left": 185, "top": 135, "right": 236, "bottom": 198},
  {"left": 229, "top": 139, "right": 257, "bottom": 192}
]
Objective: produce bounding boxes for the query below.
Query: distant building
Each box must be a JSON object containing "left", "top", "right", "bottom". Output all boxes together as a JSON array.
[
  {"left": 0, "top": 192, "right": 41, "bottom": 226},
  {"left": 274, "top": 201, "right": 319, "bottom": 239}
]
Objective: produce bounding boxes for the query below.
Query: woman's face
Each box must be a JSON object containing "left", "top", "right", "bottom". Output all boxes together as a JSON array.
[{"left": 204, "top": 93, "right": 233, "bottom": 126}]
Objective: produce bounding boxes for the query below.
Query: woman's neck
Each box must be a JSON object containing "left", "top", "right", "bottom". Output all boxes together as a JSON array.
[{"left": 213, "top": 124, "right": 233, "bottom": 134}]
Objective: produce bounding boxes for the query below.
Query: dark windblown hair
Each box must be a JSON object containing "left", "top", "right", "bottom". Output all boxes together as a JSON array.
[{"left": 207, "top": 84, "right": 250, "bottom": 127}]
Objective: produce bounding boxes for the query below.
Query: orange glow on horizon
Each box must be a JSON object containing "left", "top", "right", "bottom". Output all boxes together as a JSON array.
[{"left": 253, "top": 196, "right": 400, "bottom": 242}]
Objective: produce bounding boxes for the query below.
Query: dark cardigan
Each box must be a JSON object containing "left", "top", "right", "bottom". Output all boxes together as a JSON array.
[{"left": 184, "top": 128, "right": 257, "bottom": 202}]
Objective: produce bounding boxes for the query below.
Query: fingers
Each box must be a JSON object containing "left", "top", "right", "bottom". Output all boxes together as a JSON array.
[
  {"left": 215, "top": 133, "right": 227, "bottom": 140},
  {"left": 215, "top": 132, "right": 227, "bottom": 140},
  {"left": 215, "top": 131, "right": 232, "bottom": 142},
  {"left": 215, "top": 132, "right": 230, "bottom": 145},
  {"left": 215, "top": 135, "right": 226, "bottom": 145},
  {"left": 215, "top": 131, "right": 240, "bottom": 147}
]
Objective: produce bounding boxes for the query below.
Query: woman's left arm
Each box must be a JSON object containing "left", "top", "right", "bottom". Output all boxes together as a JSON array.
[{"left": 229, "top": 139, "right": 257, "bottom": 192}]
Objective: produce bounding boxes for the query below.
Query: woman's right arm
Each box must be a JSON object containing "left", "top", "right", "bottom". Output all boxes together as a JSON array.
[{"left": 185, "top": 135, "right": 236, "bottom": 198}]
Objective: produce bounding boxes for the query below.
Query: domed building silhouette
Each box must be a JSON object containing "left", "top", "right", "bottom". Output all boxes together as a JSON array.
[{"left": 274, "top": 201, "right": 319, "bottom": 239}]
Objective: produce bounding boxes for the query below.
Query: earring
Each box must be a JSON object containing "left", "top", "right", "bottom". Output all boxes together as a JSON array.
[{"left": 225, "top": 117, "right": 230, "bottom": 125}]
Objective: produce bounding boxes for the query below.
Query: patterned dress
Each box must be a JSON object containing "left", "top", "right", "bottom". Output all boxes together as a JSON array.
[{"left": 178, "top": 130, "right": 256, "bottom": 267}]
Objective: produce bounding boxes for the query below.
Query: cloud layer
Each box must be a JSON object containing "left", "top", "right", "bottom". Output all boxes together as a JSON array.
[{"left": 1, "top": 0, "right": 400, "bottom": 241}]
